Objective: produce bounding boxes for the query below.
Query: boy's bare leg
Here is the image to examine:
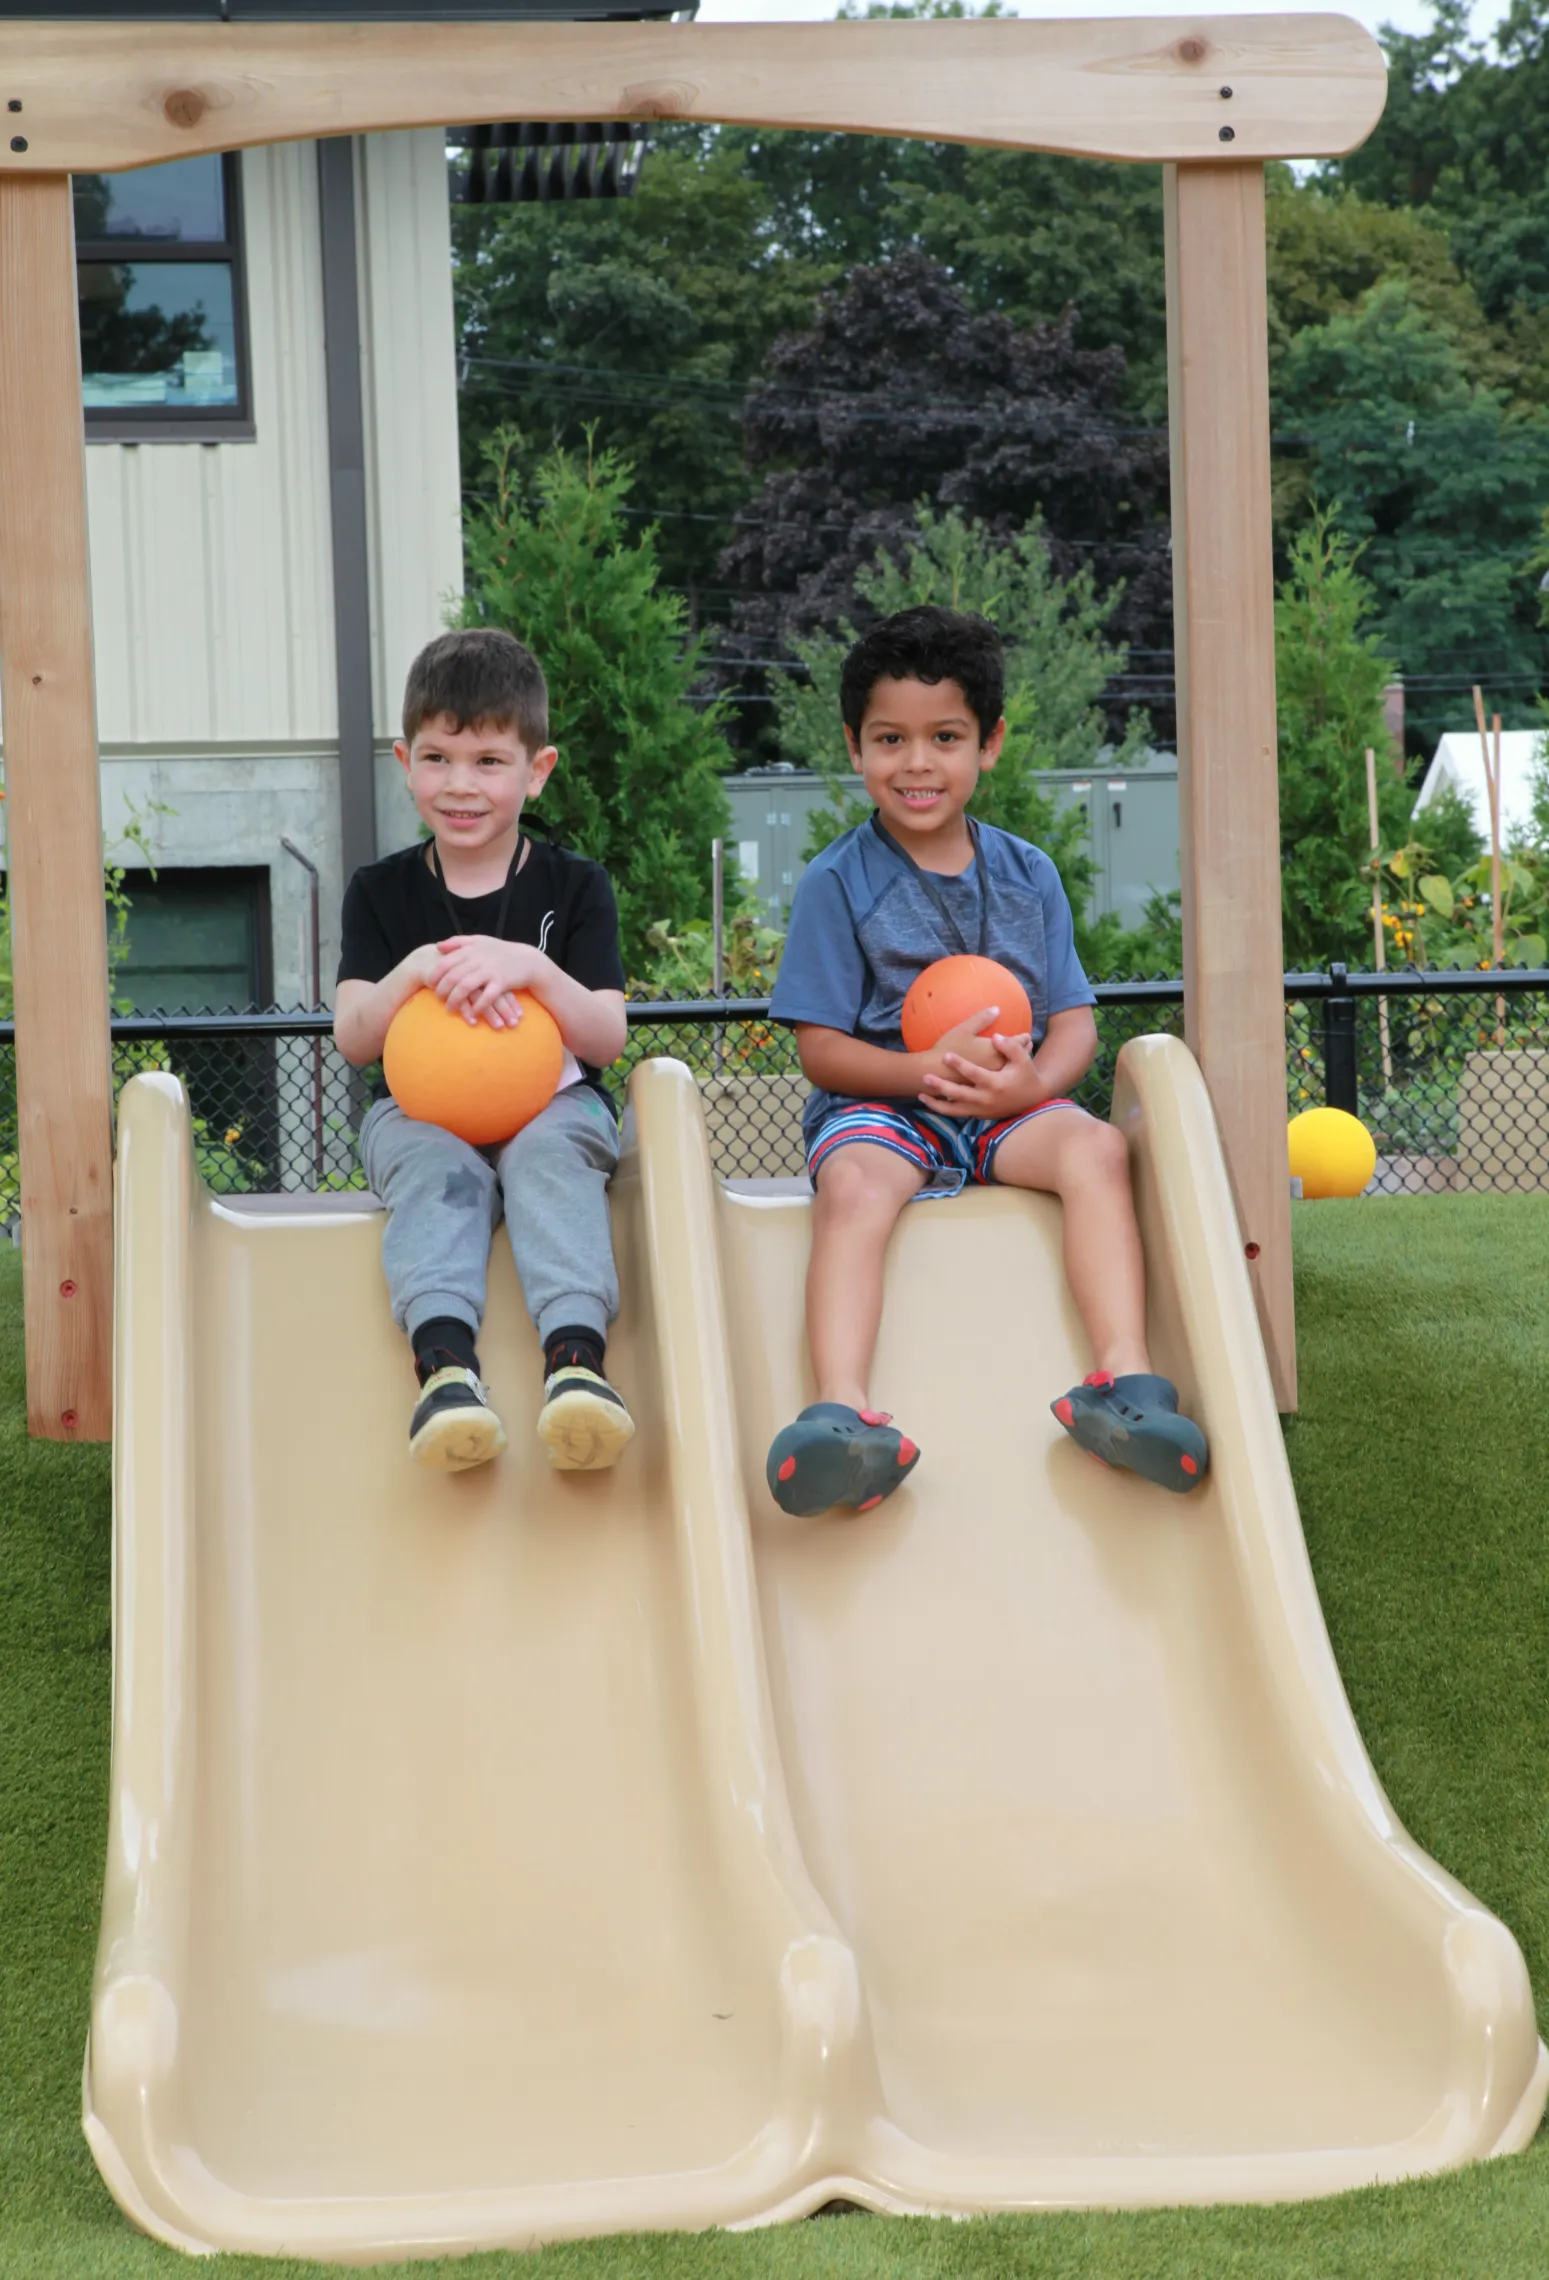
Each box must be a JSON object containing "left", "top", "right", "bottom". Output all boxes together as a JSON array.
[
  {"left": 806, "top": 1142, "right": 926, "bottom": 1409},
  {"left": 767, "top": 1140, "right": 927, "bottom": 1517},
  {"left": 990, "top": 1103, "right": 1206, "bottom": 1491},
  {"left": 989, "top": 1107, "right": 1151, "bottom": 1378}
]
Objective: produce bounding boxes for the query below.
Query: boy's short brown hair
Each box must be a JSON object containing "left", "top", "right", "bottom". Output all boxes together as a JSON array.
[{"left": 401, "top": 628, "right": 549, "bottom": 752}]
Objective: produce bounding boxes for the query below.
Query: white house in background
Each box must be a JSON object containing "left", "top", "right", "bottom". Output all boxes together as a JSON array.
[
  {"left": 0, "top": 132, "right": 460, "bottom": 1012},
  {"left": 1413, "top": 729, "right": 1548, "bottom": 848}
]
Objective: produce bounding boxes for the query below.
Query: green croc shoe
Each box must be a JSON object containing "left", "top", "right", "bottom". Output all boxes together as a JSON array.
[
  {"left": 1051, "top": 1371, "right": 1208, "bottom": 1494},
  {"left": 766, "top": 1403, "right": 920, "bottom": 1518}
]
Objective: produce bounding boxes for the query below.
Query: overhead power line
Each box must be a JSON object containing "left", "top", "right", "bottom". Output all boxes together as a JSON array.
[
  {"left": 457, "top": 362, "right": 1525, "bottom": 467},
  {"left": 457, "top": 352, "right": 1171, "bottom": 432}
]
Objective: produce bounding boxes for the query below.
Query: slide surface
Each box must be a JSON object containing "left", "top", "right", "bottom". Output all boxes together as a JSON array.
[{"left": 88, "top": 1043, "right": 1547, "bottom": 2257}]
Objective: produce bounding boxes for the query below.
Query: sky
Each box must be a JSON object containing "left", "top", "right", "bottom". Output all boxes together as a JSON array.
[{"left": 693, "top": 0, "right": 1509, "bottom": 50}]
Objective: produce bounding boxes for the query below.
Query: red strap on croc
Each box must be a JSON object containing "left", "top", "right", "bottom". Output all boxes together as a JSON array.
[
  {"left": 1083, "top": 1371, "right": 1115, "bottom": 1392},
  {"left": 857, "top": 1408, "right": 893, "bottom": 1427}
]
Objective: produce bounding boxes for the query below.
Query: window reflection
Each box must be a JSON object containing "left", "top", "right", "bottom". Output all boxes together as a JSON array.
[
  {"left": 79, "top": 263, "right": 239, "bottom": 410},
  {"left": 74, "top": 156, "right": 226, "bottom": 245}
]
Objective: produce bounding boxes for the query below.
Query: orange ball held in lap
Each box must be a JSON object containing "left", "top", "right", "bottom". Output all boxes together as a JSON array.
[
  {"left": 383, "top": 987, "right": 564, "bottom": 1148},
  {"left": 901, "top": 955, "right": 1034, "bottom": 1053}
]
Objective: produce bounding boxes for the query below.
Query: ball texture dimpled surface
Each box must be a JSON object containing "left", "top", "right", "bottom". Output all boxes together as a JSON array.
[
  {"left": 383, "top": 986, "right": 564, "bottom": 1147},
  {"left": 1287, "top": 1106, "right": 1377, "bottom": 1200},
  {"left": 900, "top": 955, "right": 1034, "bottom": 1053}
]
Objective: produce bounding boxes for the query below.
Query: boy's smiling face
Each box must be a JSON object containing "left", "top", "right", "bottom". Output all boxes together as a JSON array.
[
  {"left": 846, "top": 674, "right": 1005, "bottom": 858},
  {"left": 395, "top": 711, "right": 557, "bottom": 861}
]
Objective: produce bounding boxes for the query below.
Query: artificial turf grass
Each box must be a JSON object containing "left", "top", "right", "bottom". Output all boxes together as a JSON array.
[
  {"left": 1284, "top": 1193, "right": 1549, "bottom": 2018},
  {"left": 5, "top": 1199, "right": 1549, "bottom": 2278}
]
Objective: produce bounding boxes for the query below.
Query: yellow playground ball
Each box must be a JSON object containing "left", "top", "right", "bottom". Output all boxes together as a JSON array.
[
  {"left": 1287, "top": 1107, "right": 1377, "bottom": 1201},
  {"left": 383, "top": 986, "right": 563, "bottom": 1148}
]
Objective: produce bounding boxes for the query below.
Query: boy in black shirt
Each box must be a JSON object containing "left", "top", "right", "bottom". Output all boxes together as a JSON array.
[{"left": 335, "top": 628, "right": 634, "bottom": 1474}]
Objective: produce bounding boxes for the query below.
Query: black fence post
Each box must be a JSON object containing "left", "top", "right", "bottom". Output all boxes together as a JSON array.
[{"left": 1323, "top": 963, "right": 1359, "bottom": 1115}]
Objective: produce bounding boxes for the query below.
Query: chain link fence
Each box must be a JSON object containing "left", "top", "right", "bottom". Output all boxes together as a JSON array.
[
  {"left": 1288, "top": 966, "right": 1549, "bottom": 1196},
  {"left": 3, "top": 970, "right": 1549, "bottom": 1226}
]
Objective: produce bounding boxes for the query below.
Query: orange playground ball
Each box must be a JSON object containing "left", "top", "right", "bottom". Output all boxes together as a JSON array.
[
  {"left": 383, "top": 986, "right": 564, "bottom": 1147},
  {"left": 900, "top": 955, "right": 1034, "bottom": 1052}
]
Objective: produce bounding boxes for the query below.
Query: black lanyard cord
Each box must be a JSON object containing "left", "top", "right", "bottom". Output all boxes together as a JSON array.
[
  {"left": 869, "top": 811, "right": 989, "bottom": 959},
  {"left": 428, "top": 834, "right": 525, "bottom": 945}
]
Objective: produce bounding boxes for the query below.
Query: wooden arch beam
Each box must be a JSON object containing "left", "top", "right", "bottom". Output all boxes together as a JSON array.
[
  {"left": 1, "top": 13, "right": 1383, "bottom": 1429},
  {"left": 0, "top": 15, "right": 1384, "bottom": 173}
]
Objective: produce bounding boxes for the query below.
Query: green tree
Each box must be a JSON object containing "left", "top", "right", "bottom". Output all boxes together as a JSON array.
[
  {"left": 1276, "top": 281, "right": 1549, "bottom": 753},
  {"left": 899, "top": 151, "right": 1168, "bottom": 418},
  {"left": 453, "top": 137, "right": 826, "bottom": 600},
  {"left": 1275, "top": 510, "right": 1411, "bottom": 968},
  {"left": 776, "top": 506, "right": 1159, "bottom": 975},
  {"left": 1264, "top": 169, "right": 1506, "bottom": 392},
  {"left": 457, "top": 432, "right": 736, "bottom": 974},
  {"left": 1329, "top": 0, "right": 1549, "bottom": 405},
  {"left": 720, "top": 252, "right": 1171, "bottom": 748},
  {"left": 729, "top": 5, "right": 1170, "bottom": 417}
]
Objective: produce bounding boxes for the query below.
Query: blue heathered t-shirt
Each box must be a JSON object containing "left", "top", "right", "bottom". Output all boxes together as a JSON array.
[{"left": 770, "top": 813, "right": 1096, "bottom": 1138}]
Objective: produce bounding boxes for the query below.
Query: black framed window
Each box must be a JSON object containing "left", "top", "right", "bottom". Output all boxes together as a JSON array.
[{"left": 74, "top": 154, "right": 253, "bottom": 440}]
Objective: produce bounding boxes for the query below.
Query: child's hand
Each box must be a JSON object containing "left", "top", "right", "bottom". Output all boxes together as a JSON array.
[
  {"left": 430, "top": 934, "right": 552, "bottom": 1028},
  {"left": 927, "top": 1007, "right": 1007, "bottom": 1077},
  {"left": 921, "top": 1027, "right": 1045, "bottom": 1118}
]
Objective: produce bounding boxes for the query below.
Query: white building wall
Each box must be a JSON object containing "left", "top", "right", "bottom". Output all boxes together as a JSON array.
[
  {"left": 357, "top": 128, "right": 466, "bottom": 770},
  {"left": 71, "top": 130, "right": 465, "bottom": 1002},
  {"left": 86, "top": 142, "right": 337, "bottom": 747}
]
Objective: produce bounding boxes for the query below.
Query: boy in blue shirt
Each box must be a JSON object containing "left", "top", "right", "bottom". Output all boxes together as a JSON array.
[{"left": 766, "top": 605, "right": 1208, "bottom": 1514}]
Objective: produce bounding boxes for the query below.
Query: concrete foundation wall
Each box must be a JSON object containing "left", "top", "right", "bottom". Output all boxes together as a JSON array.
[{"left": 98, "top": 744, "right": 423, "bottom": 1009}]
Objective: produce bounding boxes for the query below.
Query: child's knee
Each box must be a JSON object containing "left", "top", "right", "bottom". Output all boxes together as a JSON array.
[
  {"left": 499, "top": 1092, "right": 619, "bottom": 1181},
  {"left": 364, "top": 1104, "right": 491, "bottom": 1202},
  {"left": 1070, "top": 1114, "right": 1132, "bottom": 1188},
  {"left": 813, "top": 1147, "right": 917, "bottom": 1217}
]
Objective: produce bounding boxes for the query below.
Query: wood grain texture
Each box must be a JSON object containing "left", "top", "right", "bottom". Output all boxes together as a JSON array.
[
  {"left": 1163, "top": 161, "right": 1296, "bottom": 1412},
  {"left": 0, "top": 15, "right": 1385, "bottom": 173},
  {"left": 0, "top": 173, "right": 114, "bottom": 1439}
]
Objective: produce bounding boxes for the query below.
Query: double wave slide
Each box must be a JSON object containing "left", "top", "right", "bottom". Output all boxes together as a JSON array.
[{"left": 90, "top": 1039, "right": 1547, "bottom": 2259}]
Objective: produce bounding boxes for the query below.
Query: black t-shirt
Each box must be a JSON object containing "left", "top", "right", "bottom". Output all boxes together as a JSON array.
[{"left": 338, "top": 833, "right": 627, "bottom": 1105}]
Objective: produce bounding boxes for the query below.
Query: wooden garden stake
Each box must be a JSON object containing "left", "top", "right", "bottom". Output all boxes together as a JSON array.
[
  {"left": 1365, "top": 746, "right": 1391, "bottom": 1089},
  {"left": 1472, "top": 685, "right": 1506, "bottom": 1043},
  {"left": 1493, "top": 711, "right": 1506, "bottom": 1043},
  {"left": 712, "top": 835, "right": 725, "bottom": 1080}
]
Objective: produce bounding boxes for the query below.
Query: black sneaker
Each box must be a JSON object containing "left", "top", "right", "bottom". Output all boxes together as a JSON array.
[
  {"left": 1051, "top": 1371, "right": 1208, "bottom": 1493},
  {"left": 409, "top": 1365, "right": 508, "bottom": 1473},
  {"left": 537, "top": 1366, "right": 635, "bottom": 1472}
]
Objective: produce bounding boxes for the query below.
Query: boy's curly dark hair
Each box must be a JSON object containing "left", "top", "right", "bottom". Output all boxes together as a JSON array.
[
  {"left": 402, "top": 627, "right": 548, "bottom": 751},
  {"left": 839, "top": 606, "right": 1005, "bottom": 741}
]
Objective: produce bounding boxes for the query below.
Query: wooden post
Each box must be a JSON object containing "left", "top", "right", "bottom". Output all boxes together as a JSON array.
[
  {"left": 1164, "top": 162, "right": 1296, "bottom": 1411},
  {"left": 1472, "top": 685, "right": 1506, "bottom": 1043},
  {"left": 0, "top": 174, "right": 113, "bottom": 1439},
  {"left": 1365, "top": 746, "right": 1392, "bottom": 1089}
]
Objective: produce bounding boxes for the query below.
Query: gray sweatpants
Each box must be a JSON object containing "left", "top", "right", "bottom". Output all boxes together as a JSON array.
[{"left": 359, "top": 1084, "right": 622, "bottom": 1349}]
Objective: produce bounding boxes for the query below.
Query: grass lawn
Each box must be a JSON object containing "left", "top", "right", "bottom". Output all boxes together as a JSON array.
[{"left": 6, "top": 1195, "right": 1549, "bottom": 2278}]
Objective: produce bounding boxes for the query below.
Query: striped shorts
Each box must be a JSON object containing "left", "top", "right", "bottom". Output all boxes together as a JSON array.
[{"left": 806, "top": 1096, "right": 1076, "bottom": 1198}]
